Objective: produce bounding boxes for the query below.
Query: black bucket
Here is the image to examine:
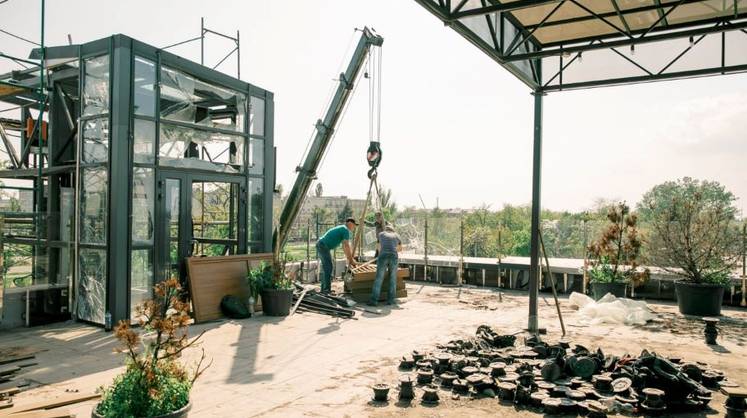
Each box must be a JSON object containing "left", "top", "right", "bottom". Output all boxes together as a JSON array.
[
  {"left": 260, "top": 289, "right": 293, "bottom": 316},
  {"left": 675, "top": 281, "right": 724, "bottom": 317},
  {"left": 590, "top": 282, "right": 626, "bottom": 300}
]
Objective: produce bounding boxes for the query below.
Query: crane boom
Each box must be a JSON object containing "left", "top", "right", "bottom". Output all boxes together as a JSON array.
[{"left": 274, "top": 27, "right": 383, "bottom": 250}]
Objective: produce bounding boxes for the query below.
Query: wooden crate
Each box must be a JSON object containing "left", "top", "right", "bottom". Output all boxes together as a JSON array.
[
  {"left": 345, "top": 265, "right": 409, "bottom": 303},
  {"left": 186, "top": 253, "right": 273, "bottom": 323}
]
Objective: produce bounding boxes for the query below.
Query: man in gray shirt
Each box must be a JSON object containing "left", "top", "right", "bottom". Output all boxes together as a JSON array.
[{"left": 368, "top": 224, "right": 402, "bottom": 306}]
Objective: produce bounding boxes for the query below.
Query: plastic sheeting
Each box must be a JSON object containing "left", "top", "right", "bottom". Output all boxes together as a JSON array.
[{"left": 568, "top": 292, "right": 654, "bottom": 326}]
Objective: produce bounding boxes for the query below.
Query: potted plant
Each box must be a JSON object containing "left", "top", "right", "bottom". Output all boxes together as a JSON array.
[
  {"left": 639, "top": 177, "right": 740, "bottom": 316},
  {"left": 587, "top": 202, "right": 648, "bottom": 300},
  {"left": 249, "top": 252, "right": 295, "bottom": 317},
  {"left": 93, "top": 278, "right": 210, "bottom": 418}
]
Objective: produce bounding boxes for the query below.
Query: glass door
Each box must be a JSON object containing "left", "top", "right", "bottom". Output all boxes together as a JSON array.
[{"left": 156, "top": 171, "right": 245, "bottom": 286}]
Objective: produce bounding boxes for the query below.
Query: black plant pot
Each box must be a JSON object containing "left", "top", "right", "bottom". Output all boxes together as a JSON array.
[
  {"left": 260, "top": 289, "right": 293, "bottom": 316},
  {"left": 591, "top": 282, "right": 626, "bottom": 300},
  {"left": 675, "top": 281, "right": 724, "bottom": 317},
  {"left": 92, "top": 401, "right": 191, "bottom": 418}
]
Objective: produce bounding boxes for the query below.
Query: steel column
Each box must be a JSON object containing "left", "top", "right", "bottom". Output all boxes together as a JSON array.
[{"left": 528, "top": 88, "right": 544, "bottom": 334}]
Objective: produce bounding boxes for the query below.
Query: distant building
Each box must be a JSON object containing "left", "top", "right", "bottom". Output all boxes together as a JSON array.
[{"left": 273, "top": 194, "right": 367, "bottom": 238}]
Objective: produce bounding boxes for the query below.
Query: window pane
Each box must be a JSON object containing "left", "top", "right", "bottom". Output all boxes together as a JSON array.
[
  {"left": 82, "top": 55, "right": 109, "bottom": 116},
  {"left": 160, "top": 66, "right": 245, "bottom": 132},
  {"left": 133, "top": 119, "right": 155, "bottom": 164},
  {"left": 159, "top": 123, "right": 244, "bottom": 173},
  {"left": 248, "top": 178, "right": 263, "bottom": 242},
  {"left": 134, "top": 57, "right": 156, "bottom": 117},
  {"left": 77, "top": 248, "right": 106, "bottom": 324},
  {"left": 249, "top": 96, "right": 265, "bottom": 136},
  {"left": 82, "top": 118, "right": 109, "bottom": 163},
  {"left": 132, "top": 167, "right": 154, "bottom": 244},
  {"left": 80, "top": 167, "right": 108, "bottom": 244},
  {"left": 248, "top": 138, "right": 264, "bottom": 175},
  {"left": 192, "top": 181, "right": 238, "bottom": 240},
  {"left": 130, "top": 249, "right": 154, "bottom": 318}
]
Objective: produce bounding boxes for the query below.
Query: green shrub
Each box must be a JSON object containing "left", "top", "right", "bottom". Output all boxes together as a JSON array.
[{"left": 96, "top": 366, "right": 191, "bottom": 417}]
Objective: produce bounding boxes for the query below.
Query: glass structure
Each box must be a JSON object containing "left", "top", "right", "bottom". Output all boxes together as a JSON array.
[{"left": 0, "top": 35, "right": 275, "bottom": 327}]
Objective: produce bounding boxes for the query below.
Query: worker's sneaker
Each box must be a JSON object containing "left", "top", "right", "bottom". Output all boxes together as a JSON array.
[{"left": 366, "top": 301, "right": 378, "bottom": 307}]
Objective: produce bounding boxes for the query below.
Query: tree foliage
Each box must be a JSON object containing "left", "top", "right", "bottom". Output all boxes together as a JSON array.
[{"left": 637, "top": 177, "right": 740, "bottom": 285}]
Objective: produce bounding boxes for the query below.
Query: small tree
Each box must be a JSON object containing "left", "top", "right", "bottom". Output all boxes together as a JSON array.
[
  {"left": 587, "top": 202, "right": 648, "bottom": 285},
  {"left": 638, "top": 177, "right": 740, "bottom": 285}
]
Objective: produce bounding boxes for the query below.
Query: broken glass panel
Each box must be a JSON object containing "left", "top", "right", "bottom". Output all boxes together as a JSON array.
[
  {"left": 159, "top": 123, "right": 244, "bottom": 173},
  {"left": 82, "top": 117, "right": 109, "bottom": 163},
  {"left": 82, "top": 55, "right": 110, "bottom": 116},
  {"left": 77, "top": 248, "right": 106, "bottom": 324},
  {"left": 160, "top": 66, "right": 245, "bottom": 131},
  {"left": 130, "top": 248, "right": 153, "bottom": 318},
  {"left": 134, "top": 56, "right": 156, "bottom": 117},
  {"left": 248, "top": 138, "right": 264, "bottom": 175},
  {"left": 80, "top": 167, "right": 108, "bottom": 245},
  {"left": 132, "top": 167, "right": 154, "bottom": 245},
  {"left": 249, "top": 96, "right": 265, "bottom": 136},
  {"left": 133, "top": 119, "right": 155, "bottom": 164},
  {"left": 248, "top": 178, "right": 263, "bottom": 243}
]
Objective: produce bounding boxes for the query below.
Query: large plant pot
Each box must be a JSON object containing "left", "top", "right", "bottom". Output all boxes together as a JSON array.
[
  {"left": 591, "top": 282, "right": 626, "bottom": 300},
  {"left": 675, "top": 281, "right": 724, "bottom": 316},
  {"left": 92, "top": 401, "right": 191, "bottom": 418},
  {"left": 260, "top": 289, "right": 293, "bottom": 316}
]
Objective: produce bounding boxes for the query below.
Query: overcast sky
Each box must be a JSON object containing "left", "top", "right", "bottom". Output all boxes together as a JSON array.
[{"left": 2, "top": 1, "right": 745, "bottom": 214}]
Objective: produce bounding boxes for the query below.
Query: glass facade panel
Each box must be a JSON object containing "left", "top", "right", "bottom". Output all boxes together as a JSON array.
[
  {"left": 159, "top": 123, "right": 244, "bottom": 172},
  {"left": 82, "top": 55, "right": 110, "bottom": 116},
  {"left": 249, "top": 96, "right": 265, "bottom": 136},
  {"left": 130, "top": 249, "right": 154, "bottom": 316},
  {"left": 77, "top": 248, "right": 106, "bottom": 324},
  {"left": 192, "top": 181, "right": 238, "bottom": 240},
  {"left": 164, "top": 178, "right": 181, "bottom": 281},
  {"left": 133, "top": 119, "right": 156, "bottom": 164},
  {"left": 248, "top": 178, "right": 263, "bottom": 243},
  {"left": 79, "top": 167, "right": 108, "bottom": 244},
  {"left": 160, "top": 66, "right": 245, "bottom": 132},
  {"left": 82, "top": 118, "right": 109, "bottom": 163},
  {"left": 248, "top": 138, "right": 264, "bottom": 175},
  {"left": 132, "top": 167, "right": 155, "bottom": 245},
  {"left": 134, "top": 56, "right": 156, "bottom": 117}
]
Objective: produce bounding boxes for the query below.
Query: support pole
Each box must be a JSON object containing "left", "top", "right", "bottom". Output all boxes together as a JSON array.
[
  {"left": 200, "top": 17, "right": 205, "bottom": 66},
  {"left": 528, "top": 89, "right": 544, "bottom": 335},
  {"left": 741, "top": 223, "right": 746, "bottom": 307}
]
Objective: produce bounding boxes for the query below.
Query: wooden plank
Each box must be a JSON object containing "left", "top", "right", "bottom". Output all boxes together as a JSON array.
[
  {"left": 7, "top": 409, "right": 72, "bottom": 418},
  {"left": 0, "top": 357, "right": 34, "bottom": 367},
  {"left": 1, "top": 393, "right": 98, "bottom": 415},
  {"left": 186, "top": 253, "right": 273, "bottom": 323},
  {"left": 0, "top": 367, "right": 19, "bottom": 377}
]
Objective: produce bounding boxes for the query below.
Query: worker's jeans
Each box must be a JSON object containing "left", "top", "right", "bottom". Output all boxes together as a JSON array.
[
  {"left": 370, "top": 253, "right": 398, "bottom": 305},
  {"left": 317, "top": 241, "right": 333, "bottom": 293}
]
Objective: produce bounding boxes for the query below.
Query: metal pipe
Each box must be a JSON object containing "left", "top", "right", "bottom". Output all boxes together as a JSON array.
[
  {"left": 539, "top": 228, "right": 565, "bottom": 336},
  {"left": 528, "top": 89, "right": 544, "bottom": 334}
]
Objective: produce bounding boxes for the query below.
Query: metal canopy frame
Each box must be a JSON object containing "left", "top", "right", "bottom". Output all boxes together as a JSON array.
[
  {"left": 415, "top": 0, "right": 747, "bottom": 91},
  {"left": 413, "top": 0, "right": 747, "bottom": 334}
]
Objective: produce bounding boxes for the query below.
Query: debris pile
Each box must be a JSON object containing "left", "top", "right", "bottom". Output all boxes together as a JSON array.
[
  {"left": 292, "top": 286, "right": 355, "bottom": 319},
  {"left": 569, "top": 292, "right": 655, "bottom": 326},
  {"left": 387, "top": 324, "right": 735, "bottom": 416}
]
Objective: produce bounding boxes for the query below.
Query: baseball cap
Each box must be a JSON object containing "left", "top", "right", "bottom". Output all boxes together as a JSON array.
[{"left": 345, "top": 217, "right": 359, "bottom": 225}]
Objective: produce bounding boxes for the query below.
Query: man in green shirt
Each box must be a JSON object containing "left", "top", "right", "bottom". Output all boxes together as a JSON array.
[{"left": 316, "top": 217, "right": 358, "bottom": 294}]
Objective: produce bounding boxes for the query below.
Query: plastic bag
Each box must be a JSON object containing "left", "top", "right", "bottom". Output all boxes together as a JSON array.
[
  {"left": 220, "top": 294, "right": 252, "bottom": 319},
  {"left": 573, "top": 292, "right": 654, "bottom": 326}
]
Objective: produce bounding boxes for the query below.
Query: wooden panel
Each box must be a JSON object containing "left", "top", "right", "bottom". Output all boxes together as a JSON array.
[
  {"left": 346, "top": 267, "right": 409, "bottom": 302},
  {"left": 186, "top": 253, "right": 272, "bottom": 323}
]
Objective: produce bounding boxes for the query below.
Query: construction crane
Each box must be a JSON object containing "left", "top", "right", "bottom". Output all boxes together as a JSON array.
[{"left": 273, "top": 27, "right": 383, "bottom": 250}]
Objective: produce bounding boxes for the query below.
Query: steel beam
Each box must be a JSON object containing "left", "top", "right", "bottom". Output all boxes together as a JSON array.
[
  {"left": 449, "top": 0, "right": 559, "bottom": 20},
  {"left": 528, "top": 87, "right": 544, "bottom": 334}
]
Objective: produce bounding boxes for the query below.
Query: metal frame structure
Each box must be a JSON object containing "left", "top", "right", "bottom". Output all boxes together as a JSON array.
[
  {"left": 0, "top": 34, "right": 274, "bottom": 327},
  {"left": 413, "top": 0, "right": 747, "bottom": 333}
]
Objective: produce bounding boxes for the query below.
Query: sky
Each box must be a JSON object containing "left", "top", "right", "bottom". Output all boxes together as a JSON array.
[{"left": 1, "top": 0, "right": 745, "bottom": 214}]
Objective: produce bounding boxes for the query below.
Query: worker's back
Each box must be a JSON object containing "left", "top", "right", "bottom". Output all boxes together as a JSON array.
[
  {"left": 378, "top": 230, "right": 401, "bottom": 256},
  {"left": 319, "top": 225, "right": 350, "bottom": 250}
]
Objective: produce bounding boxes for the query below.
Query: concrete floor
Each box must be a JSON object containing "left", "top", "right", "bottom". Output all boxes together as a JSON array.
[{"left": 1, "top": 282, "right": 746, "bottom": 417}]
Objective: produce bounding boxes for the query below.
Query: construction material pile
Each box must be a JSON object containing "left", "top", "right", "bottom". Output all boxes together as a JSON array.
[
  {"left": 390, "top": 325, "right": 731, "bottom": 416},
  {"left": 569, "top": 292, "right": 655, "bottom": 326},
  {"left": 292, "top": 286, "right": 355, "bottom": 319}
]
